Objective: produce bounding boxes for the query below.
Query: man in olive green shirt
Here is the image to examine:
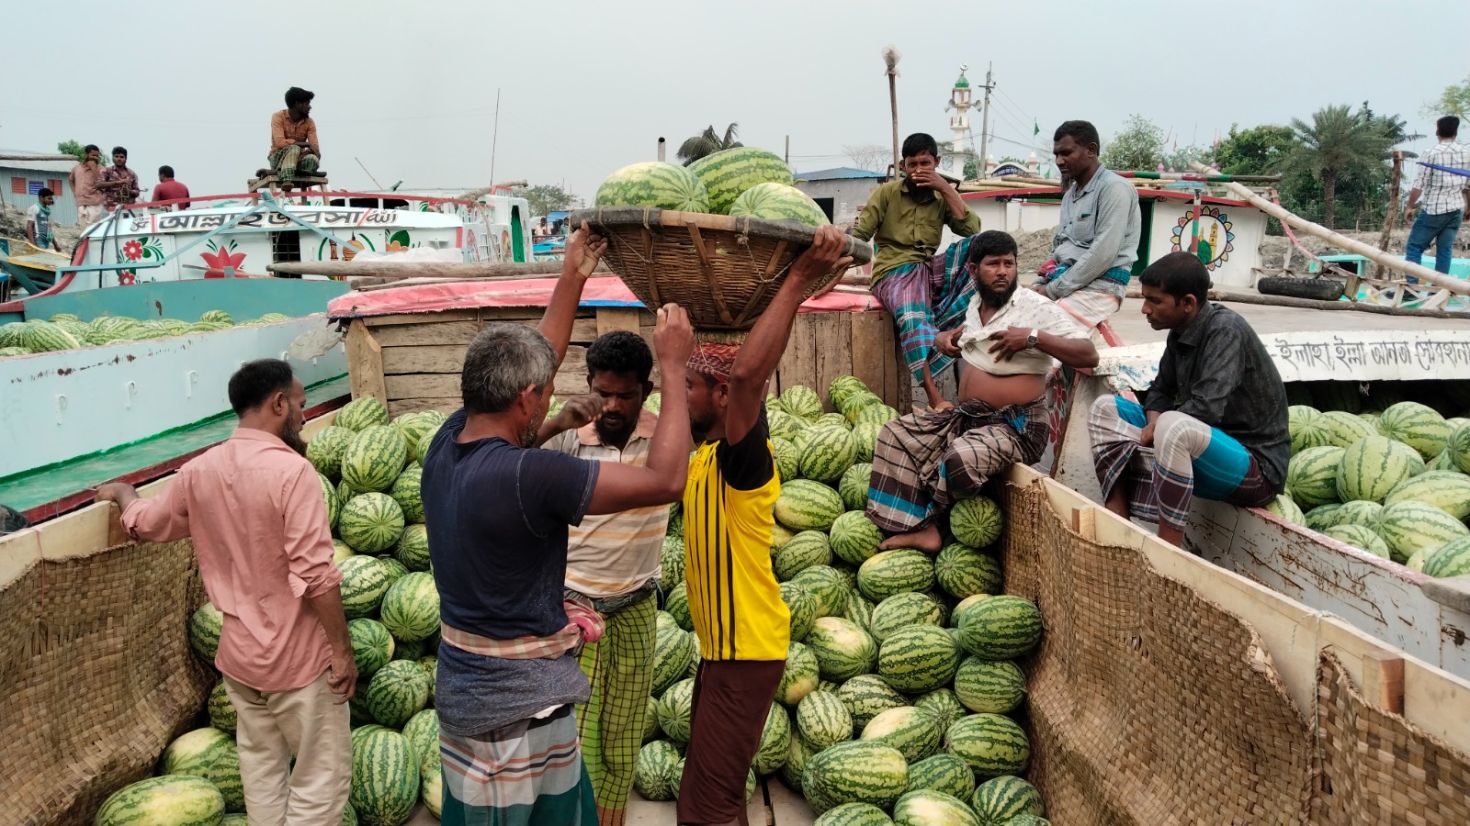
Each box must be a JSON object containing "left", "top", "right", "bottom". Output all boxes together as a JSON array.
[{"left": 853, "top": 133, "right": 981, "bottom": 409}]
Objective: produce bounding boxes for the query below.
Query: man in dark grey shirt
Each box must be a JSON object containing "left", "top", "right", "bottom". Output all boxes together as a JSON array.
[{"left": 1086, "top": 252, "right": 1289, "bottom": 547}]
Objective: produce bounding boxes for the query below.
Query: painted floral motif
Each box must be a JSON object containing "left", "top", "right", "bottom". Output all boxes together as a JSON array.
[
  {"left": 201, "top": 238, "right": 247, "bottom": 278},
  {"left": 117, "top": 271, "right": 136, "bottom": 286},
  {"left": 116, "top": 235, "right": 162, "bottom": 285},
  {"left": 123, "top": 240, "right": 144, "bottom": 261}
]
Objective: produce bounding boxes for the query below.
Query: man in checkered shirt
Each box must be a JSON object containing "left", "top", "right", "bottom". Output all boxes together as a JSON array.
[{"left": 1405, "top": 116, "right": 1470, "bottom": 275}]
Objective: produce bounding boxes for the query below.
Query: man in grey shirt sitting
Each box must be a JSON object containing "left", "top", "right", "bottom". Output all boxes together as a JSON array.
[{"left": 1034, "top": 120, "right": 1141, "bottom": 331}]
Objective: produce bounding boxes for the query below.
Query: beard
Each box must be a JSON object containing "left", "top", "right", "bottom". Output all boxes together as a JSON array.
[
  {"left": 594, "top": 415, "right": 635, "bottom": 447},
  {"left": 519, "top": 419, "right": 540, "bottom": 449},
  {"left": 979, "top": 279, "right": 1018, "bottom": 309},
  {"left": 281, "top": 422, "right": 308, "bottom": 456}
]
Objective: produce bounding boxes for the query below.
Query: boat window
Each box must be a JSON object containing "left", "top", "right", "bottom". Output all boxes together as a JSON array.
[{"left": 271, "top": 231, "right": 302, "bottom": 273}]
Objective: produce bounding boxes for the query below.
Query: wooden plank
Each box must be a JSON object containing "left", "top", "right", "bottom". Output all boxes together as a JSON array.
[
  {"left": 388, "top": 396, "right": 462, "bottom": 417},
  {"left": 810, "top": 313, "right": 849, "bottom": 410},
  {"left": 1361, "top": 652, "right": 1406, "bottom": 715},
  {"left": 363, "top": 310, "right": 481, "bottom": 327},
  {"left": 372, "top": 321, "right": 483, "bottom": 347},
  {"left": 345, "top": 320, "right": 388, "bottom": 403},
  {"left": 596, "top": 307, "right": 644, "bottom": 336},
  {"left": 848, "top": 311, "right": 889, "bottom": 405},
  {"left": 776, "top": 315, "right": 817, "bottom": 397},
  {"left": 386, "top": 373, "right": 460, "bottom": 401},
  {"left": 381, "top": 344, "right": 467, "bottom": 375}
]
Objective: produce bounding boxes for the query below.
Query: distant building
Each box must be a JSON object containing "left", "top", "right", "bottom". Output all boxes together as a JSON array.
[
  {"left": 0, "top": 150, "right": 79, "bottom": 226},
  {"left": 793, "top": 167, "right": 888, "bottom": 226}
]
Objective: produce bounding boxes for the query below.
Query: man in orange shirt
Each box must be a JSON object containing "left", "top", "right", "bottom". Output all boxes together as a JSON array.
[
  {"left": 270, "top": 86, "right": 322, "bottom": 184},
  {"left": 97, "top": 359, "right": 355, "bottom": 825}
]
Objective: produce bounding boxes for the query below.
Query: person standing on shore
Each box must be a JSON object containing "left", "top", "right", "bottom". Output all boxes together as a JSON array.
[
  {"left": 1404, "top": 115, "right": 1470, "bottom": 277},
  {"left": 25, "top": 188, "right": 62, "bottom": 252}
]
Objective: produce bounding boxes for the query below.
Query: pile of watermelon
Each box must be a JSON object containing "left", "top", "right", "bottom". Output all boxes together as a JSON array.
[
  {"left": 96, "top": 397, "right": 446, "bottom": 826},
  {"left": 635, "top": 377, "right": 1051, "bottom": 826},
  {"left": 593, "top": 146, "right": 830, "bottom": 228},
  {"left": 1281, "top": 389, "right": 1470, "bottom": 579},
  {"left": 0, "top": 310, "right": 292, "bottom": 358}
]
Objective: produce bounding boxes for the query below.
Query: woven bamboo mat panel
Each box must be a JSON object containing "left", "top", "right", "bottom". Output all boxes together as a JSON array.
[
  {"left": 2, "top": 540, "right": 211, "bottom": 826},
  {"left": 999, "top": 480, "right": 1314, "bottom": 824},
  {"left": 570, "top": 208, "right": 871, "bottom": 332}
]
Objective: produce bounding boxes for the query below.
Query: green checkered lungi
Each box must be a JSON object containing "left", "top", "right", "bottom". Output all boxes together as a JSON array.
[
  {"left": 574, "top": 593, "right": 656, "bottom": 826},
  {"left": 268, "top": 145, "right": 319, "bottom": 180}
]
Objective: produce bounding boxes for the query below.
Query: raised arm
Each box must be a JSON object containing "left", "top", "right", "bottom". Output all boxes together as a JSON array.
[
  {"left": 585, "top": 305, "right": 695, "bottom": 514},
  {"left": 537, "top": 221, "right": 606, "bottom": 367},
  {"left": 726, "top": 226, "right": 853, "bottom": 444}
]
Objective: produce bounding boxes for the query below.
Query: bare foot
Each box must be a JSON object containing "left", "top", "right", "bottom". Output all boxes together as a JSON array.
[{"left": 879, "top": 523, "right": 943, "bottom": 553}]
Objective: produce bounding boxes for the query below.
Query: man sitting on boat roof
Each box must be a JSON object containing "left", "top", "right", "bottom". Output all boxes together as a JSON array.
[
  {"left": 867, "top": 230, "right": 1099, "bottom": 552},
  {"left": 1087, "top": 252, "right": 1289, "bottom": 548},
  {"left": 269, "top": 86, "right": 322, "bottom": 184}
]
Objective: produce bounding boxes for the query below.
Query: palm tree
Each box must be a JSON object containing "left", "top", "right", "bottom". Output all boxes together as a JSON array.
[
  {"left": 676, "top": 123, "right": 742, "bottom": 166},
  {"left": 1275, "top": 104, "right": 1400, "bottom": 228}
]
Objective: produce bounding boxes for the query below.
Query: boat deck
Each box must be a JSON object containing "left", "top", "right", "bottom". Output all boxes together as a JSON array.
[{"left": 1108, "top": 296, "right": 1470, "bottom": 343}]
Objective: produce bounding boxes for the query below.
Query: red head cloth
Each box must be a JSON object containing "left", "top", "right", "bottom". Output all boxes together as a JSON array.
[{"left": 687, "top": 342, "right": 739, "bottom": 382}]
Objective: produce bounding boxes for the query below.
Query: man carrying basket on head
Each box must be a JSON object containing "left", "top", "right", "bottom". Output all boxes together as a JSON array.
[{"left": 852, "top": 132, "right": 981, "bottom": 411}]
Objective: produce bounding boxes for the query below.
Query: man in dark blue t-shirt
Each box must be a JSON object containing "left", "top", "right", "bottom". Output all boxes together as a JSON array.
[{"left": 421, "top": 224, "right": 695, "bottom": 826}]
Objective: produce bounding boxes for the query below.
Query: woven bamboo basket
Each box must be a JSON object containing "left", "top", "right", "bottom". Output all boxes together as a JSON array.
[{"left": 570, "top": 208, "right": 872, "bottom": 334}]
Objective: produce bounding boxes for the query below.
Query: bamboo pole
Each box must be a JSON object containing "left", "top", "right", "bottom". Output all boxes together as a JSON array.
[
  {"left": 1189, "top": 162, "right": 1470, "bottom": 296},
  {"left": 1373, "top": 150, "right": 1404, "bottom": 280},
  {"left": 1124, "top": 284, "right": 1467, "bottom": 319},
  {"left": 267, "top": 260, "right": 605, "bottom": 279},
  {"left": 884, "top": 46, "right": 902, "bottom": 177}
]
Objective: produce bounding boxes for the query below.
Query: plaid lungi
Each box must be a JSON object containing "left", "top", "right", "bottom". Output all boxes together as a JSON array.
[
  {"left": 440, "top": 705, "right": 597, "bottom": 826},
  {"left": 268, "top": 145, "right": 319, "bottom": 180},
  {"left": 574, "top": 592, "right": 656, "bottom": 826},
  {"left": 871, "top": 236, "right": 977, "bottom": 383},
  {"left": 866, "top": 396, "right": 1050, "bottom": 534}
]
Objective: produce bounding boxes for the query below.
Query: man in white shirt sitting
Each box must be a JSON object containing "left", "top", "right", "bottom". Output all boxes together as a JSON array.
[{"left": 866, "top": 230, "right": 1099, "bottom": 552}]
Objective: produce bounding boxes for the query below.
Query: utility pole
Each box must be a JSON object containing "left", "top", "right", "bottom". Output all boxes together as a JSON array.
[
  {"left": 976, "top": 63, "right": 994, "bottom": 177},
  {"left": 489, "top": 88, "right": 502, "bottom": 186}
]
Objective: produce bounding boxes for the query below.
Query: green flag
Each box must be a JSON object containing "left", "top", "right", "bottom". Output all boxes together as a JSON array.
[{"left": 1032, "top": 120, "right": 1040, "bottom": 137}]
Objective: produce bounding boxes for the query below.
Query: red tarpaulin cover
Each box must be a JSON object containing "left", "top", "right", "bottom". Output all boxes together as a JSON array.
[{"left": 327, "top": 276, "right": 883, "bottom": 319}]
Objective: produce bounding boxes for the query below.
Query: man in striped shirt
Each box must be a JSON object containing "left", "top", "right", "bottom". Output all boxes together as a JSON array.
[
  {"left": 539, "top": 331, "right": 670, "bottom": 826},
  {"left": 1405, "top": 116, "right": 1470, "bottom": 276}
]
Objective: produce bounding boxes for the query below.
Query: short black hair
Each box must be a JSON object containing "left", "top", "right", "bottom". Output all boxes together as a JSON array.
[
  {"left": 901, "top": 133, "right": 940, "bottom": 159},
  {"left": 285, "top": 86, "right": 315, "bottom": 107},
  {"left": 1438, "top": 116, "right": 1460, "bottom": 139},
  {"left": 1140, "top": 252, "right": 1211, "bottom": 303},
  {"left": 159, "top": 165, "right": 174, "bottom": 178},
  {"left": 37, "top": 187, "right": 53, "bottom": 199},
  {"left": 227, "top": 359, "right": 295, "bottom": 415},
  {"left": 966, "top": 230, "right": 1018, "bottom": 264},
  {"left": 586, "top": 331, "right": 654, "bottom": 383},
  {"left": 111, "top": 146, "right": 127, "bottom": 157},
  {"left": 84, "top": 144, "right": 99, "bottom": 153},
  {"left": 1053, "top": 120, "right": 1101, "bottom": 152}
]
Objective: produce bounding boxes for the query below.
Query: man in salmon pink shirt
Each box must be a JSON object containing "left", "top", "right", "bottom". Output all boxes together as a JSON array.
[{"left": 98, "top": 359, "right": 355, "bottom": 826}]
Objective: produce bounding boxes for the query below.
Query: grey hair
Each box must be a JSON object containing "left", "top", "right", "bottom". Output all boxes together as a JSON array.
[{"left": 461, "top": 323, "right": 557, "bottom": 413}]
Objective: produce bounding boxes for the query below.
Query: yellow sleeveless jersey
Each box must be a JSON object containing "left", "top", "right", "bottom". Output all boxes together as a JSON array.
[{"left": 682, "top": 429, "right": 789, "bottom": 662}]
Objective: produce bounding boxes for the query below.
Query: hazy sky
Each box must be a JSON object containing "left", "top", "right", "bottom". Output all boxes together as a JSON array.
[{"left": 7, "top": 0, "right": 1468, "bottom": 206}]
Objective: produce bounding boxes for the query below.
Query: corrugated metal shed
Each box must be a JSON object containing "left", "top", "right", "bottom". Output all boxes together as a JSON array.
[
  {"left": 0, "top": 149, "right": 81, "bottom": 227},
  {"left": 795, "top": 167, "right": 888, "bottom": 182}
]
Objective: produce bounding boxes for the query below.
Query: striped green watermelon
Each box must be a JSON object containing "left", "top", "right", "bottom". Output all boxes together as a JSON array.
[
  {"left": 1263, "top": 494, "right": 1306, "bottom": 526},
  {"left": 379, "top": 572, "right": 439, "bottom": 642},
  {"left": 811, "top": 802, "right": 893, "bottom": 826},
  {"left": 340, "top": 493, "right": 406, "bottom": 555},
  {"left": 837, "top": 673, "right": 909, "bottom": 729},
  {"left": 417, "top": 656, "right": 438, "bottom": 704},
  {"left": 777, "top": 480, "right": 845, "bottom": 532},
  {"left": 159, "top": 727, "right": 244, "bottom": 812},
  {"left": 307, "top": 425, "right": 354, "bottom": 480},
  {"left": 365, "top": 660, "right": 431, "bottom": 727},
  {"left": 802, "top": 740, "right": 909, "bottom": 814},
  {"left": 1321, "top": 411, "right": 1378, "bottom": 449},
  {"left": 0, "top": 346, "right": 30, "bottom": 357},
  {"left": 349, "top": 618, "right": 397, "bottom": 676},
  {"left": 188, "top": 321, "right": 232, "bottom": 334},
  {"left": 799, "top": 426, "right": 860, "bottom": 483},
  {"left": 946, "top": 713, "right": 1030, "bottom": 778},
  {"left": 892, "top": 790, "right": 980, "bottom": 826},
  {"left": 634, "top": 740, "right": 682, "bottom": 801},
  {"left": 421, "top": 763, "right": 442, "bottom": 819},
  {"left": 652, "top": 612, "right": 695, "bottom": 696},
  {"left": 1304, "top": 503, "right": 1343, "bottom": 531},
  {"left": 843, "top": 588, "right": 877, "bottom": 631},
  {"left": 207, "top": 680, "right": 236, "bottom": 733},
  {"left": 336, "top": 396, "right": 390, "bottom": 432},
  {"left": 1447, "top": 422, "right": 1470, "bottom": 473},
  {"left": 1385, "top": 470, "right": 1470, "bottom": 519},
  {"left": 792, "top": 565, "right": 850, "bottom": 617},
  {"left": 950, "top": 496, "right": 1003, "bottom": 549},
  {"left": 782, "top": 733, "right": 817, "bottom": 795},
  {"left": 389, "top": 466, "right": 423, "bottom": 523},
  {"left": 349, "top": 727, "right": 420, "bottom": 826},
  {"left": 878, "top": 624, "right": 962, "bottom": 692},
  {"left": 830, "top": 510, "right": 884, "bottom": 566},
  {"left": 665, "top": 582, "right": 691, "bottom": 630},
  {"left": 393, "top": 523, "right": 431, "bottom": 572},
  {"left": 861, "top": 706, "right": 943, "bottom": 762},
  {"left": 841, "top": 463, "right": 875, "bottom": 511},
  {"left": 904, "top": 752, "right": 975, "bottom": 800},
  {"left": 957, "top": 595, "right": 1043, "bottom": 661},
  {"left": 781, "top": 580, "right": 819, "bottom": 641},
  {"left": 1337, "top": 436, "right": 1424, "bottom": 504},
  {"left": 780, "top": 384, "right": 825, "bottom": 420},
  {"left": 402, "top": 709, "right": 440, "bottom": 775},
  {"left": 806, "top": 616, "right": 878, "bottom": 681},
  {"left": 954, "top": 658, "right": 1026, "bottom": 714},
  {"left": 777, "top": 641, "right": 821, "bottom": 706},
  {"left": 1422, "top": 535, "right": 1470, "bottom": 578},
  {"left": 858, "top": 549, "right": 936, "bottom": 601},
  {"left": 189, "top": 602, "right": 223, "bottom": 662},
  {"left": 773, "top": 436, "right": 800, "bottom": 483},
  {"left": 95, "top": 775, "right": 225, "bottom": 826},
  {"left": 1376, "top": 501, "right": 1469, "bottom": 563},
  {"left": 339, "top": 555, "right": 397, "bottom": 618},
  {"left": 770, "top": 408, "right": 807, "bottom": 441},
  {"left": 828, "top": 375, "right": 870, "bottom": 409},
  {"left": 753, "top": 703, "right": 793, "bottom": 775},
  {"left": 852, "top": 421, "right": 882, "bottom": 463},
  {"left": 869, "top": 592, "right": 945, "bottom": 642},
  {"left": 688, "top": 147, "right": 794, "bottom": 215},
  {"left": 391, "top": 413, "right": 440, "bottom": 462},
  {"left": 595, "top": 161, "right": 710, "bottom": 212},
  {"left": 949, "top": 594, "right": 989, "bottom": 628},
  {"left": 1327, "top": 500, "right": 1383, "bottom": 529},
  {"left": 813, "top": 412, "right": 851, "bottom": 430},
  {"left": 659, "top": 534, "right": 685, "bottom": 592},
  {"left": 852, "top": 404, "right": 899, "bottom": 431},
  {"left": 913, "top": 688, "right": 964, "bottom": 729},
  {"left": 379, "top": 557, "right": 409, "bottom": 585},
  {"left": 730, "top": 182, "right": 830, "bottom": 227},
  {"left": 775, "top": 530, "right": 834, "bottom": 581},
  {"left": 0, "top": 321, "right": 30, "bottom": 348},
  {"left": 198, "top": 309, "right": 232, "bottom": 324},
  {"left": 342, "top": 425, "right": 409, "bottom": 493},
  {"left": 1378, "top": 401, "right": 1451, "bottom": 459},
  {"left": 971, "top": 775, "right": 1044, "bottom": 825},
  {"left": 22, "top": 320, "right": 81, "bottom": 352},
  {"left": 1288, "top": 405, "right": 1327, "bottom": 453},
  {"left": 933, "top": 543, "right": 1002, "bottom": 599},
  {"left": 318, "top": 472, "right": 341, "bottom": 531},
  {"left": 1430, "top": 450, "right": 1460, "bottom": 471},
  {"left": 643, "top": 697, "right": 660, "bottom": 742},
  {"left": 1287, "top": 446, "right": 1346, "bottom": 507},
  {"left": 656, "top": 677, "right": 696, "bottom": 744},
  {"left": 797, "top": 689, "right": 854, "bottom": 748}
]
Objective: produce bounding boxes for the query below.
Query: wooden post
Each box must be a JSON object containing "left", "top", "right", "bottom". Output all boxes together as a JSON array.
[
  {"left": 1373, "top": 150, "right": 1404, "bottom": 280},
  {"left": 884, "top": 46, "right": 902, "bottom": 177},
  {"left": 1361, "top": 652, "right": 1405, "bottom": 715},
  {"left": 345, "top": 320, "right": 388, "bottom": 404}
]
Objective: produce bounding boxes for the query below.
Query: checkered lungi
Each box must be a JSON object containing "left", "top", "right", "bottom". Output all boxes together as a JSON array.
[
  {"left": 870, "top": 236, "right": 977, "bottom": 383},
  {"left": 268, "top": 145, "right": 319, "bottom": 180},
  {"left": 574, "top": 592, "right": 656, "bottom": 826}
]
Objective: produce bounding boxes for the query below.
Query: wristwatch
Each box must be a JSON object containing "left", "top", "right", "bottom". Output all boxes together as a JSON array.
[{"left": 1025, "top": 328, "right": 1039, "bottom": 349}]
